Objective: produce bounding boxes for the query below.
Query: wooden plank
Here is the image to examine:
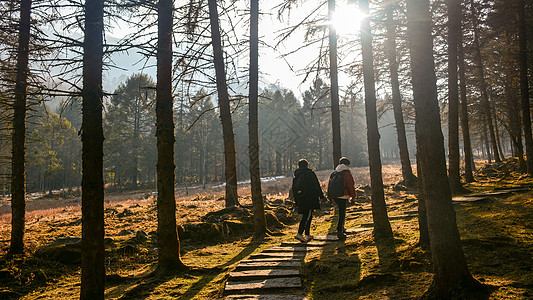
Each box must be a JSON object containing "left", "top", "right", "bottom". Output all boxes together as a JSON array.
[
  {"left": 452, "top": 196, "right": 489, "bottom": 202},
  {"left": 229, "top": 269, "right": 300, "bottom": 280},
  {"left": 388, "top": 214, "right": 417, "bottom": 220},
  {"left": 263, "top": 247, "right": 309, "bottom": 253},
  {"left": 236, "top": 261, "right": 301, "bottom": 269},
  {"left": 241, "top": 258, "right": 301, "bottom": 263},
  {"left": 313, "top": 235, "right": 339, "bottom": 241},
  {"left": 226, "top": 294, "right": 307, "bottom": 300},
  {"left": 280, "top": 241, "right": 331, "bottom": 247},
  {"left": 225, "top": 277, "right": 302, "bottom": 292},
  {"left": 250, "top": 252, "right": 305, "bottom": 259},
  {"left": 345, "top": 228, "right": 372, "bottom": 234}
]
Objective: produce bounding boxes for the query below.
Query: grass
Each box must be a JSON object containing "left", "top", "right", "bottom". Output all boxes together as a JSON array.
[{"left": 0, "top": 164, "right": 532, "bottom": 299}]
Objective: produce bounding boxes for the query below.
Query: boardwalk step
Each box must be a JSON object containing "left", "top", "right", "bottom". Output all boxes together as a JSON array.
[
  {"left": 313, "top": 235, "right": 339, "bottom": 241},
  {"left": 236, "top": 260, "right": 301, "bottom": 269},
  {"left": 225, "top": 294, "right": 307, "bottom": 300},
  {"left": 229, "top": 269, "right": 300, "bottom": 280},
  {"left": 280, "top": 241, "right": 331, "bottom": 247},
  {"left": 452, "top": 196, "right": 488, "bottom": 202},
  {"left": 345, "top": 228, "right": 373, "bottom": 234},
  {"left": 389, "top": 214, "right": 417, "bottom": 220},
  {"left": 225, "top": 277, "right": 302, "bottom": 292},
  {"left": 241, "top": 258, "right": 301, "bottom": 263},
  {"left": 250, "top": 252, "right": 305, "bottom": 259},
  {"left": 263, "top": 247, "right": 310, "bottom": 253}
]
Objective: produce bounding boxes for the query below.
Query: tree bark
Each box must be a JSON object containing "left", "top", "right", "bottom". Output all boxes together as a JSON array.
[
  {"left": 10, "top": 0, "right": 32, "bottom": 255},
  {"left": 328, "top": 0, "right": 342, "bottom": 168},
  {"left": 458, "top": 24, "right": 475, "bottom": 182},
  {"left": 416, "top": 155, "right": 430, "bottom": 248},
  {"left": 447, "top": 0, "right": 463, "bottom": 194},
  {"left": 81, "top": 0, "right": 105, "bottom": 298},
  {"left": 249, "top": 0, "right": 266, "bottom": 238},
  {"left": 156, "top": 0, "right": 185, "bottom": 273},
  {"left": 360, "top": 0, "right": 393, "bottom": 241},
  {"left": 518, "top": 0, "right": 533, "bottom": 175},
  {"left": 406, "top": 0, "right": 481, "bottom": 296},
  {"left": 208, "top": 0, "right": 239, "bottom": 207},
  {"left": 384, "top": 2, "right": 417, "bottom": 187},
  {"left": 470, "top": 0, "right": 500, "bottom": 163}
]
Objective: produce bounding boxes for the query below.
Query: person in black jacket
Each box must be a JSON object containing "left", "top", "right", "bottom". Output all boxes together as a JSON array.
[{"left": 292, "top": 159, "right": 325, "bottom": 242}]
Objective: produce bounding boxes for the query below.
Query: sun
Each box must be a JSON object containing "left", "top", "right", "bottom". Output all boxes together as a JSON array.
[{"left": 331, "top": 3, "right": 367, "bottom": 36}]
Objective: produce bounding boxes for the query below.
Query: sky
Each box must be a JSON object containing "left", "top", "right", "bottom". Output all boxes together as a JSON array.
[{"left": 103, "top": 0, "right": 367, "bottom": 98}]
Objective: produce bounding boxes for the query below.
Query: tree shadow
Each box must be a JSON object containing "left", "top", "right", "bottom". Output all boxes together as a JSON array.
[{"left": 114, "top": 238, "right": 262, "bottom": 300}]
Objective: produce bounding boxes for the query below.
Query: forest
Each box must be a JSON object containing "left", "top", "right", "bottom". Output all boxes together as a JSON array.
[{"left": 0, "top": 0, "right": 532, "bottom": 299}]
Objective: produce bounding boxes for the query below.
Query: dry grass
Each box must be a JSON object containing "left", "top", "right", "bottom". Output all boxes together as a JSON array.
[{"left": 0, "top": 164, "right": 531, "bottom": 299}]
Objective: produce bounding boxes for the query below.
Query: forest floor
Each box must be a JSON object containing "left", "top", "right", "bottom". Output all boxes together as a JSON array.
[{"left": 0, "top": 162, "right": 532, "bottom": 299}]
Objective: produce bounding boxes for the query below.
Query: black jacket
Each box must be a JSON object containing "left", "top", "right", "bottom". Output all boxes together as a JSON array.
[{"left": 292, "top": 167, "right": 324, "bottom": 213}]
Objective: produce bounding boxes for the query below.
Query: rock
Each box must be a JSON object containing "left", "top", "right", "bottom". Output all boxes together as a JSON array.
[
  {"left": 135, "top": 230, "right": 149, "bottom": 242},
  {"left": 272, "top": 206, "right": 294, "bottom": 225},
  {"left": 265, "top": 212, "right": 284, "bottom": 230},
  {"left": 118, "top": 229, "right": 134, "bottom": 236},
  {"left": 221, "top": 220, "right": 250, "bottom": 236},
  {"left": 104, "top": 208, "right": 118, "bottom": 215},
  {"left": 181, "top": 222, "right": 223, "bottom": 240},
  {"left": 269, "top": 199, "right": 284, "bottom": 206},
  {"left": 34, "top": 236, "right": 81, "bottom": 265},
  {"left": 117, "top": 209, "right": 134, "bottom": 218},
  {"left": 117, "top": 244, "right": 137, "bottom": 256},
  {"left": 392, "top": 183, "right": 408, "bottom": 191}
]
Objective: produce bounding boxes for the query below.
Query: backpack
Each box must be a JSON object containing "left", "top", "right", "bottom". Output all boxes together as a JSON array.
[
  {"left": 292, "top": 173, "right": 308, "bottom": 202},
  {"left": 327, "top": 171, "right": 346, "bottom": 199}
]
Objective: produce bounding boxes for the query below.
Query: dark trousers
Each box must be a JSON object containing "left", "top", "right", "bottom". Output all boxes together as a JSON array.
[
  {"left": 298, "top": 209, "right": 313, "bottom": 235},
  {"left": 334, "top": 198, "right": 347, "bottom": 233}
]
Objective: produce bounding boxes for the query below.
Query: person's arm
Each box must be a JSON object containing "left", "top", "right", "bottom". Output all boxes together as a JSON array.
[{"left": 312, "top": 172, "right": 325, "bottom": 200}]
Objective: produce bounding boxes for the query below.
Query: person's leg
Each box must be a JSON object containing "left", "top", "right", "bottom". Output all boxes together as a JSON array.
[
  {"left": 334, "top": 198, "right": 347, "bottom": 234},
  {"left": 298, "top": 210, "right": 310, "bottom": 235},
  {"left": 304, "top": 210, "right": 313, "bottom": 235}
]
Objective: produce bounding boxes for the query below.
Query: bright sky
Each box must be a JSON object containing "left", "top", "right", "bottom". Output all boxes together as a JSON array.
[{"left": 105, "top": 0, "right": 367, "bottom": 98}]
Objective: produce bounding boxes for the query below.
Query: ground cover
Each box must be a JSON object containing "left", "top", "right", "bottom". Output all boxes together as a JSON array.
[{"left": 0, "top": 163, "right": 531, "bottom": 299}]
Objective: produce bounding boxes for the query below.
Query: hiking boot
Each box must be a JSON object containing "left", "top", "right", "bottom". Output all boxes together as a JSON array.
[
  {"left": 295, "top": 233, "right": 307, "bottom": 243},
  {"left": 304, "top": 235, "right": 314, "bottom": 242}
]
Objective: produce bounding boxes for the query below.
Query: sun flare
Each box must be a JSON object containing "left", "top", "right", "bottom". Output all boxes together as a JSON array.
[{"left": 331, "top": 3, "right": 367, "bottom": 36}]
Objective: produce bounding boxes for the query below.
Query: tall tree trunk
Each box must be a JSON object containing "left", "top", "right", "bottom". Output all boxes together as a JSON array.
[
  {"left": 328, "top": 0, "right": 342, "bottom": 168},
  {"left": 132, "top": 97, "right": 139, "bottom": 189},
  {"left": 81, "top": 0, "right": 105, "bottom": 297},
  {"left": 406, "top": 0, "right": 481, "bottom": 296},
  {"left": 518, "top": 0, "right": 533, "bottom": 175},
  {"left": 249, "top": 0, "right": 266, "bottom": 238},
  {"left": 483, "top": 116, "right": 492, "bottom": 163},
  {"left": 470, "top": 0, "right": 500, "bottom": 163},
  {"left": 10, "top": 0, "right": 31, "bottom": 255},
  {"left": 384, "top": 2, "right": 417, "bottom": 187},
  {"left": 208, "top": 0, "right": 239, "bottom": 207},
  {"left": 156, "top": 0, "right": 185, "bottom": 273},
  {"left": 447, "top": 0, "right": 463, "bottom": 194},
  {"left": 416, "top": 155, "right": 430, "bottom": 248},
  {"left": 458, "top": 24, "right": 475, "bottom": 182},
  {"left": 360, "top": 0, "right": 393, "bottom": 241}
]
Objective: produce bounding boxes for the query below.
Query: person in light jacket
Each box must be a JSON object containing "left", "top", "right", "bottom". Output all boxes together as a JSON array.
[{"left": 329, "top": 157, "right": 356, "bottom": 239}]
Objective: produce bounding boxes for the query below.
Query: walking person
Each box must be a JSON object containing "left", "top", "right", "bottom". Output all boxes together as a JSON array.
[
  {"left": 292, "top": 159, "right": 325, "bottom": 243},
  {"left": 327, "top": 157, "right": 357, "bottom": 239}
]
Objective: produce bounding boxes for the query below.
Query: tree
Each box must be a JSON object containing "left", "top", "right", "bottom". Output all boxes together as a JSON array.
[
  {"left": 458, "top": 25, "right": 475, "bottom": 182},
  {"left": 384, "top": 1, "right": 417, "bottom": 187},
  {"left": 406, "top": 0, "right": 482, "bottom": 296},
  {"left": 156, "top": 0, "right": 185, "bottom": 273},
  {"left": 360, "top": 0, "right": 393, "bottom": 241},
  {"left": 249, "top": 0, "right": 267, "bottom": 237},
  {"left": 81, "top": 0, "right": 105, "bottom": 297},
  {"left": 447, "top": 0, "right": 464, "bottom": 194},
  {"left": 208, "top": 0, "right": 239, "bottom": 207},
  {"left": 518, "top": 0, "right": 533, "bottom": 175},
  {"left": 328, "top": 0, "right": 342, "bottom": 167},
  {"left": 10, "top": 0, "right": 31, "bottom": 255}
]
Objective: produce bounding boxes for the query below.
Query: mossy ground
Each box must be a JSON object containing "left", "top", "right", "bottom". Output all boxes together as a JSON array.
[{"left": 0, "top": 165, "right": 532, "bottom": 299}]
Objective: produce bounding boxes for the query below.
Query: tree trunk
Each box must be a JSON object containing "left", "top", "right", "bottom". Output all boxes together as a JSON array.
[
  {"left": 328, "top": 0, "right": 342, "bottom": 168},
  {"left": 156, "top": 0, "right": 185, "bottom": 273},
  {"left": 384, "top": 2, "right": 417, "bottom": 187},
  {"left": 447, "top": 0, "right": 463, "bottom": 194},
  {"left": 458, "top": 25, "right": 475, "bottom": 182},
  {"left": 470, "top": 0, "right": 500, "bottom": 163},
  {"left": 10, "top": 0, "right": 31, "bottom": 255},
  {"left": 518, "top": 0, "right": 533, "bottom": 175},
  {"left": 208, "top": 0, "right": 239, "bottom": 207},
  {"left": 416, "top": 155, "right": 430, "bottom": 248},
  {"left": 360, "top": 0, "right": 393, "bottom": 241},
  {"left": 406, "top": 0, "right": 481, "bottom": 296},
  {"left": 81, "top": 0, "right": 105, "bottom": 298},
  {"left": 249, "top": 0, "right": 267, "bottom": 238}
]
